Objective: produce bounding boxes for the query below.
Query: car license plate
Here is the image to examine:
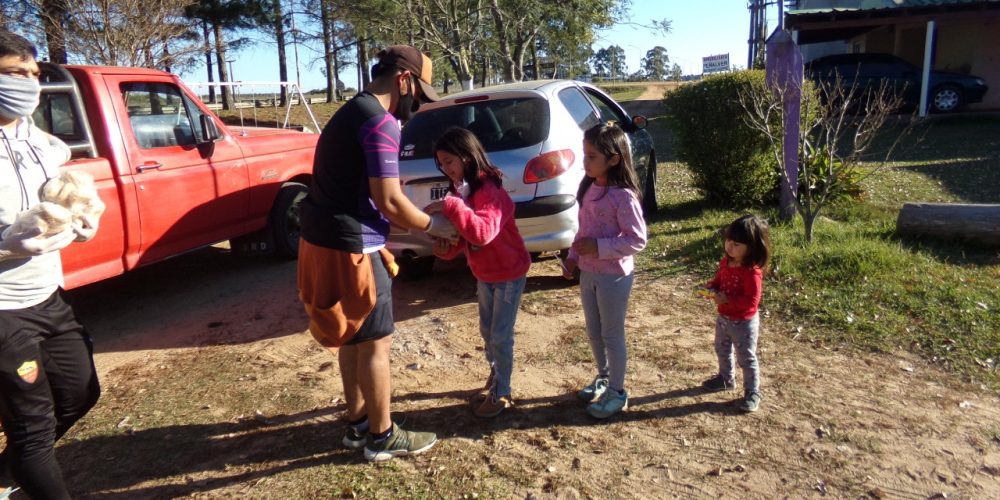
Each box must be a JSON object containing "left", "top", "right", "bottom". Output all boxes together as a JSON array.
[{"left": 430, "top": 184, "right": 450, "bottom": 201}]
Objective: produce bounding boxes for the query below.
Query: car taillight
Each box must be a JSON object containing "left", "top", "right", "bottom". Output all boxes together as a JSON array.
[{"left": 523, "top": 149, "right": 574, "bottom": 184}]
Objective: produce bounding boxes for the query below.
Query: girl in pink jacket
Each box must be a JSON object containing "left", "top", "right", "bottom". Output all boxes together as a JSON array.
[
  {"left": 431, "top": 127, "right": 531, "bottom": 418},
  {"left": 563, "top": 123, "right": 647, "bottom": 419}
]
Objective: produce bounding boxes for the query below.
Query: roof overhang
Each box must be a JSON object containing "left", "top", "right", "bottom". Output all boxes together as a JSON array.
[{"left": 787, "top": 1, "right": 1000, "bottom": 44}]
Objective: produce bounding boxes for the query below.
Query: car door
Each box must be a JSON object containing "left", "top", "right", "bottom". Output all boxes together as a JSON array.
[
  {"left": 581, "top": 86, "right": 654, "bottom": 186},
  {"left": 106, "top": 76, "right": 250, "bottom": 265}
]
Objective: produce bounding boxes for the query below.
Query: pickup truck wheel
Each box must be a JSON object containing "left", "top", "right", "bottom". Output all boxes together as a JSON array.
[
  {"left": 642, "top": 152, "right": 658, "bottom": 219},
  {"left": 271, "top": 182, "right": 308, "bottom": 259}
]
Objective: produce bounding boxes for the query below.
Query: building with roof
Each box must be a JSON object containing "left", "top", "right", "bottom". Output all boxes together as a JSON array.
[{"left": 786, "top": 0, "right": 1000, "bottom": 109}]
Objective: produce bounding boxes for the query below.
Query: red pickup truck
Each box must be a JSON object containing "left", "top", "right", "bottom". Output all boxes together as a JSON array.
[{"left": 33, "top": 63, "right": 318, "bottom": 289}]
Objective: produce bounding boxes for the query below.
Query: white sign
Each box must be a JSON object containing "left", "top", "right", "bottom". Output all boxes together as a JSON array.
[{"left": 702, "top": 53, "right": 730, "bottom": 74}]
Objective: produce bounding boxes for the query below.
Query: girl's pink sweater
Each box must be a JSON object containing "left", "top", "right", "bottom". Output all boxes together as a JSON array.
[{"left": 437, "top": 180, "right": 531, "bottom": 282}]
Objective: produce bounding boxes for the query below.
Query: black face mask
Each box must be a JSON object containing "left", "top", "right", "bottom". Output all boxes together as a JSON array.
[{"left": 392, "top": 78, "right": 421, "bottom": 121}]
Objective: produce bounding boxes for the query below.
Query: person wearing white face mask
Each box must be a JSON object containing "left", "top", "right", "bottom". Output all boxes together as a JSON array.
[{"left": 0, "top": 29, "right": 101, "bottom": 500}]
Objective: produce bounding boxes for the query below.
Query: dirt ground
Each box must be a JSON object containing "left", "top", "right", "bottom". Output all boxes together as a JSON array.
[
  {"left": 4, "top": 85, "right": 999, "bottom": 498},
  {"left": 32, "top": 241, "right": 999, "bottom": 499}
]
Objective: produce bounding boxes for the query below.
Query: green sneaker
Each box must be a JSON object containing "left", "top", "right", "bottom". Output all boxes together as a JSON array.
[
  {"left": 577, "top": 377, "right": 609, "bottom": 402},
  {"left": 363, "top": 423, "right": 437, "bottom": 462},
  {"left": 587, "top": 388, "right": 628, "bottom": 419},
  {"left": 343, "top": 413, "right": 407, "bottom": 449}
]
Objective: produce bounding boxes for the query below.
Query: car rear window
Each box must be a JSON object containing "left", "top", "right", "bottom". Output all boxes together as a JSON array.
[{"left": 401, "top": 97, "right": 549, "bottom": 160}]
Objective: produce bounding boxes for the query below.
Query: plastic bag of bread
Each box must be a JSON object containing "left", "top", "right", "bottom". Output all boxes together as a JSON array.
[
  {"left": 1, "top": 202, "right": 74, "bottom": 240},
  {"left": 40, "top": 171, "right": 105, "bottom": 241}
]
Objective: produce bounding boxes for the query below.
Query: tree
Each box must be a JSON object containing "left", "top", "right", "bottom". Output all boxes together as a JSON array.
[
  {"left": 592, "top": 45, "right": 626, "bottom": 80},
  {"left": 40, "top": 0, "right": 68, "bottom": 64},
  {"left": 668, "top": 62, "right": 683, "bottom": 82},
  {"left": 641, "top": 46, "right": 668, "bottom": 81},
  {"left": 38, "top": 0, "right": 202, "bottom": 70},
  {"left": 740, "top": 76, "right": 909, "bottom": 242},
  {"left": 185, "top": 0, "right": 257, "bottom": 108},
  {"left": 248, "top": 0, "right": 291, "bottom": 106}
]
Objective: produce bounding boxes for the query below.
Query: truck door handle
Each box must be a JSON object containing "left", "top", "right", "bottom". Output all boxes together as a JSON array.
[{"left": 137, "top": 162, "right": 162, "bottom": 172}]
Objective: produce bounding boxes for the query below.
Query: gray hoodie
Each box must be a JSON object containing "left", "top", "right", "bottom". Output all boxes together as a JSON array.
[{"left": 0, "top": 116, "right": 71, "bottom": 309}]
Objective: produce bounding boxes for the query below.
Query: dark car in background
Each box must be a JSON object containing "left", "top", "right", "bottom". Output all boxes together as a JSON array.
[{"left": 805, "top": 53, "right": 988, "bottom": 113}]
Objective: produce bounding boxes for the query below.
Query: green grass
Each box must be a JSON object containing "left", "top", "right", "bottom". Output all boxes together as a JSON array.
[
  {"left": 641, "top": 112, "right": 1000, "bottom": 386},
  {"left": 599, "top": 86, "right": 644, "bottom": 102}
]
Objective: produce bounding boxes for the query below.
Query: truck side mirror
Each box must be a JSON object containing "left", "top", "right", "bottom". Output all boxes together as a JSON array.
[{"left": 200, "top": 114, "right": 222, "bottom": 142}]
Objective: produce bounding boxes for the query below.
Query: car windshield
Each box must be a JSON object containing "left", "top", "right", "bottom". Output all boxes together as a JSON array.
[{"left": 401, "top": 97, "right": 549, "bottom": 160}]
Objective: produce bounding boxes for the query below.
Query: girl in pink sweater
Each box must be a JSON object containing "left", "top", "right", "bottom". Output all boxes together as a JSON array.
[
  {"left": 563, "top": 123, "right": 647, "bottom": 419},
  {"left": 430, "top": 127, "right": 531, "bottom": 418}
]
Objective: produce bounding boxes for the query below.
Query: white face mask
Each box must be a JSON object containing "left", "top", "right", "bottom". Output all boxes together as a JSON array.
[
  {"left": 0, "top": 74, "right": 41, "bottom": 121},
  {"left": 455, "top": 180, "right": 470, "bottom": 199}
]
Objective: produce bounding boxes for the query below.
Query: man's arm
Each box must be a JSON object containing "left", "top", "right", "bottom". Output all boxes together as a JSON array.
[{"left": 369, "top": 177, "right": 431, "bottom": 231}]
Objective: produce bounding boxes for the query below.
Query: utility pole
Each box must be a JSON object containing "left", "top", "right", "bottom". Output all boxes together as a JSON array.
[{"left": 291, "top": 9, "right": 302, "bottom": 92}]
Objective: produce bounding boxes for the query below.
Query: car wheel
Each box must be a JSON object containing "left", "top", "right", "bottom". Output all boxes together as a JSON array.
[
  {"left": 397, "top": 254, "right": 435, "bottom": 281},
  {"left": 931, "top": 85, "right": 962, "bottom": 113},
  {"left": 641, "top": 151, "right": 658, "bottom": 218},
  {"left": 270, "top": 182, "right": 308, "bottom": 259}
]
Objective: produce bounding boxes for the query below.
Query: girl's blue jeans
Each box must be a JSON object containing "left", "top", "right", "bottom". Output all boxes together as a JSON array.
[
  {"left": 477, "top": 275, "right": 526, "bottom": 397},
  {"left": 580, "top": 271, "right": 634, "bottom": 393},
  {"left": 714, "top": 313, "right": 761, "bottom": 394}
]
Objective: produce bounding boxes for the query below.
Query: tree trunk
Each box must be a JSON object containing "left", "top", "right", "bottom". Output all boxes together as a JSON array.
[
  {"left": 274, "top": 0, "right": 288, "bottom": 107},
  {"left": 213, "top": 21, "right": 231, "bottom": 110},
  {"left": 531, "top": 44, "right": 539, "bottom": 81},
  {"left": 803, "top": 212, "right": 816, "bottom": 243},
  {"left": 896, "top": 203, "right": 1000, "bottom": 247},
  {"left": 489, "top": 0, "right": 516, "bottom": 83},
  {"left": 41, "top": 0, "right": 68, "bottom": 64},
  {"left": 203, "top": 20, "right": 215, "bottom": 104},
  {"left": 320, "top": 0, "right": 334, "bottom": 103},
  {"left": 162, "top": 41, "right": 171, "bottom": 73},
  {"left": 449, "top": 54, "right": 473, "bottom": 90},
  {"left": 358, "top": 37, "right": 371, "bottom": 88}
]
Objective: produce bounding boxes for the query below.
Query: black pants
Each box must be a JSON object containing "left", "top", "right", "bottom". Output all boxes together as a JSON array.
[{"left": 0, "top": 291, "right": 100, "bottom": 500}]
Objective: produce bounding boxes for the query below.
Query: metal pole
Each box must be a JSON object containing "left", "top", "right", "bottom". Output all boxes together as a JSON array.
[{"left": 919, "top": 20, "right": 936, "bottom": 117}]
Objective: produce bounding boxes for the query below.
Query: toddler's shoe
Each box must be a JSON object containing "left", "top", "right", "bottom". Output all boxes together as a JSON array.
[
  {"left": 701, "top": 374, "right": 735, "bottom": 392},
  {"left": 587, "top": 388, "right": 628, "bottom": 419},
  {"left": 363, "top": 423, "right": 437, "bottom": 462},
  {"left": 475, "top": 392, "right": 513, "bottom": 418},
  {"left": 739, "top": 391, "right": 762, "bottom": 413},
  {"left": 577, "top": 376, "right": 609, "bottom": 402},
  {"left": 1, "top": 487, "right": 19, "bottom": 500}
]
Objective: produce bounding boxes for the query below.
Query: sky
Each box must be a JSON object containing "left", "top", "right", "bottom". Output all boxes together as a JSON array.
[{"left": 179, "top": 0, "right": 782, "bottom": 92}]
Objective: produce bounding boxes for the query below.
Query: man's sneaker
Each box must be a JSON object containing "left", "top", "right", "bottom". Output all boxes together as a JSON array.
[
  {"left": 701, "top": 375, "right": 736, "bottom": 393},
  {"left": 587, "top": 388, "right": 628, "bottom": 419},
  {"left": 474, "top": 392, "right": 513, "bottom": 418},
  {"left": 577, "top": 377, "right": 609, "bottom": 402},
  {"left": 739, "top": 391, "right": 762, "bottom": 413},
  {"left": 473, "top": 370, "right": 497, "bottom": 402},
  {"left": 342, "top": 412, "right": 407, "bottom": 449},
  {"left": 363, "top": 423, "right": 437, "bottom": 462}
]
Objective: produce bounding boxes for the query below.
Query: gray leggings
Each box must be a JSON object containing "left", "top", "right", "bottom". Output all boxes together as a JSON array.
[
  {"left": 714, "top": 314, "right": 761, "bottom": 394},
  {"left": 580, "top": 271, "right": 634, "bottom": 392}
]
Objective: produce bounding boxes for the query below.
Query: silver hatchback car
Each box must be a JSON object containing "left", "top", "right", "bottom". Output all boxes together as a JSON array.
[{"left": 388, "top": 79, "right": 656, "bottom": 276}]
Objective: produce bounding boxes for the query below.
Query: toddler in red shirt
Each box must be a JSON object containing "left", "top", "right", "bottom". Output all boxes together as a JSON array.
[{"left": 699, "top": 215, "right": 770, "bottom": 412}]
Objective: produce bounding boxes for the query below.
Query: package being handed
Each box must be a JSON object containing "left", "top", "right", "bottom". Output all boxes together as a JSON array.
[
  {"left": 1, "top": 202, "right": 74, "bottom": 239},
  {"left": 40, "top": 170, "right": 105, "bottom": 241}
]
